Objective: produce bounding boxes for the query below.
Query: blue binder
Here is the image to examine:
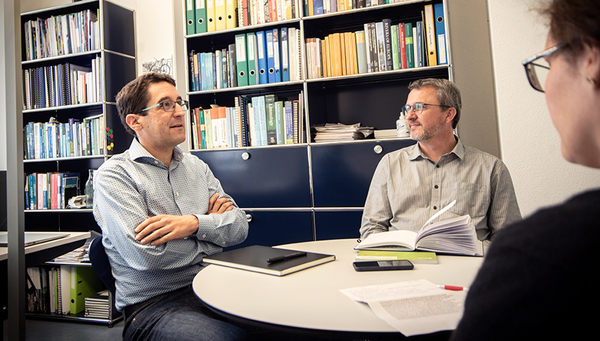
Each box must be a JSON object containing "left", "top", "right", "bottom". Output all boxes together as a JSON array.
[
  {"left": 256, "top": 31, "right": 268, "bottom": 84},
  {"left": 434, "top": 3, "right": 447, "bottom": 65},
  {"left": 266, "top": 30, "right": 276, "bottom": 83}
]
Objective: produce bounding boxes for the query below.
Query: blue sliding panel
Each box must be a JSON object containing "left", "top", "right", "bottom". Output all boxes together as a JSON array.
[
  {"left": 311, "top": 139, "right": 416, "bottom": 208},
  {"left": 314, "top": 210, "right": 363, "bottom": 241},
  {"left": 192, "top": 145, "right": 311, "bottom": 208},
  {"left": 225, "top": 210, "right": 313, "bottom": 250}
]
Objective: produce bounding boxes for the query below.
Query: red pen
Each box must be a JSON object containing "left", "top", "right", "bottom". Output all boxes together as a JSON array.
[{"left": 438, "top": 285, "right": 469, "bottom": 292}]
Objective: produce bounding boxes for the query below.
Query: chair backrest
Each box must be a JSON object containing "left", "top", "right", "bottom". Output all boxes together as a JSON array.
[{"left": 88, "top": 236, "right": 116, "bottom": 296}]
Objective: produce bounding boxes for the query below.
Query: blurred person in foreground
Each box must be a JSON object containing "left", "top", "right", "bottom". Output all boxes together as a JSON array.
[{"left": 451, "top": 0, "right": 600, "bottom": 339}]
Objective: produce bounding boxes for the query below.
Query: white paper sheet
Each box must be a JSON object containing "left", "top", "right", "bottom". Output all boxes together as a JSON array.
[{"left": 340, "top": 279, "right": 466, "bottom": 336}]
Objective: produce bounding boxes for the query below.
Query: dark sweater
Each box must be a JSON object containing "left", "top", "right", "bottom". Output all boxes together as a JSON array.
[{"left": 451, "top": 189, "right": 600, "bottom": 340}]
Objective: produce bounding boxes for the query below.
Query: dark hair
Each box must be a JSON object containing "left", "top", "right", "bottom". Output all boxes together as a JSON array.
[
  {"left": 543, "top": 0, "right": 600, "bottom": 62},
  {"left": 116, "top": 72, "right": 176, "bottom": 136},
  {"left": 408, "top": 78, "right": 462, "bottom": 129}
]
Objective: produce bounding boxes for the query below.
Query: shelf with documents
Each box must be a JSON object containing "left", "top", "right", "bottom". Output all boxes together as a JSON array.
[
  {"left": 20, "top": 0, "right": 135, "bottom": 235},
  {"left": 26, "top": 262, "right": 122, "bottom": 326},
  {"left": 182, "top": 0, "right": 499, "bottom": 245},
  {"left": 18, "top": 0, "right": 135, "bottom": 325}
]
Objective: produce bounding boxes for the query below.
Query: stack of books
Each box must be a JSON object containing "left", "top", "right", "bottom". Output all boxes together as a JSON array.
[
  {"left": 313, "top": 123, "right": 373, "bottom": 142},
  {"left": 84, "top": 290, "right": 110, "bottom": 319}
]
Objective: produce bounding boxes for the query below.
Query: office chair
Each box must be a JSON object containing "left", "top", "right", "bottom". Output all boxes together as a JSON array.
[{"left": 88, "top": 236, "right": 116, "bottom": 296}]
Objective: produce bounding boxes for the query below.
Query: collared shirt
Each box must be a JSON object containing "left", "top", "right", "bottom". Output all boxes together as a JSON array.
[
  {"left": 360, "top": 138, "right": 521, "bottom": 246},
  {"left": 93, "top": 138, "right": 248, "bottom": 311}
]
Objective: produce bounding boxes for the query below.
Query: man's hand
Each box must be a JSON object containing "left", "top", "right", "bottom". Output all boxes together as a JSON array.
[
  {"left": 135, "top": 194, "right": 233, "bottom": 246},
  {"left": 208, "top": 193, "right": 233, "bottom": 214},
  {"left": 135, "top": 214, "right": 199, "bottom": 246}
]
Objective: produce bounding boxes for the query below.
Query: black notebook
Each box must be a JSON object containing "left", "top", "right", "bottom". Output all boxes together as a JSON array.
[{"left": 203, "top": 245, "right": 336, "bottom": 276}]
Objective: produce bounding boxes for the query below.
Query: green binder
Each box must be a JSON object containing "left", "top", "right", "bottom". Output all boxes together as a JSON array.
[
  {"left": 186, "top": 0, "right": 196, "bottom": 35},
  {"left": 69, "top": 266, "right": 104, "bottom": 315},
  {"left": 195, "top": 0, "right": 207, "bottom": 34}
]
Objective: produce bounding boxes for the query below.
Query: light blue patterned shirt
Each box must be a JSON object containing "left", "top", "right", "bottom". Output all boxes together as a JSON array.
[
  {"left": 93, "top": 138, "right": 248, "bottom": 311},
  {"left": 360, "top": 138, "right": 521, "bottom": 247}
]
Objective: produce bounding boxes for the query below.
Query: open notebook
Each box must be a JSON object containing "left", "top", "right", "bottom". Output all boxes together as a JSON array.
[{"left": 0, "top": 232, "right": 70, "bottom": 247}]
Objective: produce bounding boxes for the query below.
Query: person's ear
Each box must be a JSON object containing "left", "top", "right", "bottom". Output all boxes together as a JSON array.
[
  {"left": 445, "top": 107, "right": 457, "bottom": 124},
  {"left": 126, "top": 114, "right": 142, "bottom": 132},
  {"left": 583, "top": 44, "right": 600, "bottom": 88}
]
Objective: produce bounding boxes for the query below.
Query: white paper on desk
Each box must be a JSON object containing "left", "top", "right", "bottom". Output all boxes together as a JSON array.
[{"left": 340, "top": 279, "right": 466, "bottom": 336}]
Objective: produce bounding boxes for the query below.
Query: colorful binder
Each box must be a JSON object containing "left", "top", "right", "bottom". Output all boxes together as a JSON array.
[
  {"left": 247, "top": 32, "right": 258, "bottom": 85},
  {"left": 266, "top": 30, "right": 276, "bottom": 83},
  {"left": 424, "top": 4, "right": 437, "bottom": 66},
  {"left": 434, "top": 2, "right": 447, "bottom": 65},
  {"left": 186, "top": 0, "right": 196, "bottom": 35},
  {"left": 256, "top": 31, "right": 268, "bottom": 84},
  {"left": 280, "top": 27, "right": 290, "bottom": 82},
  {"left": 195, "top": 0, "right": 207, "bottom": 33},
  {"left": 235, "top": 33, "right": 249, "bottom": 87},
  {"left": 215, "top": 0, "right": 226, "bottom": 30},
  {"left": 272, "top": 28, "right": 281, "bottom": 83},
  {"left": 206, "top": 0, "right": 216, "bottom": 32},
  {"left": 226, "top": 0, "right": 237, "bottom": 29},
  {"left": 69, "top": 266, "right": 103, "bottom": 315}
]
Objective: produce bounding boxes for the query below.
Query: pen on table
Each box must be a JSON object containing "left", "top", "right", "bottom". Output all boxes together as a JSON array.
[
  {"left": 438, "top": 285, "right": 469, "bottom": 292},
  {"left": 267, "top": 251, "right": 307, "bottom": 263}
]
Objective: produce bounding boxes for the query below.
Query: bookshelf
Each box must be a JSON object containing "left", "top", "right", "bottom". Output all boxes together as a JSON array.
[
  {"left": 19, "top": 0, "right": 135, "bottom": 325},
  {"left": 182, "top": 0, "right": 498, "bottom": 246}
]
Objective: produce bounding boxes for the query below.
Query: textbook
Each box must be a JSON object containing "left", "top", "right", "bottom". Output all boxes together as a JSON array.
[
  {"left": 203, "top": 245, "right": 336, "bottom": 276},
  {"left": 355, "top": 201, "right": 482, "bottom": 256},
  {"left": 355, "top": 250, "right": 438, "bottom": 264}
]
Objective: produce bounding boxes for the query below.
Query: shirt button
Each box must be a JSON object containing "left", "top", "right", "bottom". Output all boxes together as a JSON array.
[
  {"left": 434, "top": 185, "right": 439, "bottom": 189},
  {"left": 202, "top": 234, "right": 207, "bottom": 238},
  {"left": 176, "top": 192, "right": 179, "bottom": 196},
  {"left": 433, "top": 206, "right": 437, "bottom": 210}
]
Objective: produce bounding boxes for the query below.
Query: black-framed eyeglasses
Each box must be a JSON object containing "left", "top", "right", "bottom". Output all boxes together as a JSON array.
[
  {"left": 138, "top": 100, "right": 189, "bottom": 114},
  {"left": 522, "top": 45, "right": 560, "bottom": 93},
  {"left": 401, "top": 102, "right": 450, "bottom": 116}
]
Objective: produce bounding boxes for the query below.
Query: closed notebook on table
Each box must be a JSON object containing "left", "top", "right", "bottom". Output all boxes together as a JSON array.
[{"left": 203, "top": 245, "right": 336, "bottom": 276}]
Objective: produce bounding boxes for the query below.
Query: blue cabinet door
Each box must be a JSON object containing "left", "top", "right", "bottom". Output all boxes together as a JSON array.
[
  {"left": 314, "top": 210, "right": 363, "bottom": 241},
  {"left": 192, "top": 146, "right": 311, "bottom": 208},
  {"left": 225, "top": 210, "right": 313, "bottom": 250},
  {"left": 311, "top": 140, "right": 416, "bottom": 208}
]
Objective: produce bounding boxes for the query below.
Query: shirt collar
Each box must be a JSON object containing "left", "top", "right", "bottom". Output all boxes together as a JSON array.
[
  {"left": 408, "top": 136, "right": 465, "bottom": 162},
  {"left": 128, "top": 137, "right": 184, "bottom": 167}
]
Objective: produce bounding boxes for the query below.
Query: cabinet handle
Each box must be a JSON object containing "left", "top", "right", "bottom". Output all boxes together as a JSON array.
[
  {"left": 241, "top": 152, "right": 251, "bottom": 160},
  {"left": 373, "top": 145, "right": 383, "bottom": 154},
  {"left": 246, "top": 214, "right": 253, "bottom": 222}
]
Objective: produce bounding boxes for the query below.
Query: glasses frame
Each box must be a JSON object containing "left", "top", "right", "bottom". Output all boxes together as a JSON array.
[
  {"left": 137, "top": 99, "right": 189, "bottom": 114},
  {"left": 402, "top": 102, "right": 451, "bottom": 116},
  {"left": 522, "top": 45, "right": 560, "bottom": 93}
]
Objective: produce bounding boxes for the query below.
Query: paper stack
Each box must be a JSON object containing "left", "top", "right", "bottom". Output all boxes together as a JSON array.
[{"left": 313, "top": 123, "right": 373, "bottom": 142}]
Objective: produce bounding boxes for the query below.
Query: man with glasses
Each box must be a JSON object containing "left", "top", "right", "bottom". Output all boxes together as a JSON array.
[
  {"left": 360, "top": 78, "right": 521, "bottom": 251},
  {"left": 93, "top": 72, "right": 249, "bottom": 341}
]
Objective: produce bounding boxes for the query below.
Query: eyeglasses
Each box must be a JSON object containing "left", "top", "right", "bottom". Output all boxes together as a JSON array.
[
  {"left": 522, "top": 45, "right": 560, "bottom": 93},
  {"left": 138, "top": 100, "right": 189, "bottom": 114},
  {"left": 401, "top": 102, "right": 450, "bottom": 116}
]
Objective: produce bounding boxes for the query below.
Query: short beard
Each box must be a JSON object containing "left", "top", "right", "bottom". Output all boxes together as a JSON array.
[{"left": 409, "top": 116, "right": 446, "bottom": 141}]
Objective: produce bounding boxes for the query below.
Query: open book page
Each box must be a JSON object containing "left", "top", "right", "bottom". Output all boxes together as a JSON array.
[
  {"left": 355, "top": 201, "right": 482, "bottom": 255},
  {"left": 354, "top": 230, "right": 419, "bottom": 251},
  {"left": 416, "top": 215, "right": 481, "bottom": 256}
]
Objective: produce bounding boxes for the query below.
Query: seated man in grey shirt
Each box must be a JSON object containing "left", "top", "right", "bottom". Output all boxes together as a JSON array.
[{"left": 360, "top": 79, "right": 521, "bottom": 249}]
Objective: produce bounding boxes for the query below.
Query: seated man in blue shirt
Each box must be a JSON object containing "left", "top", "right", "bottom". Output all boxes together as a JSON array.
[
  {"left": 360, "top": 78, "right": 521, "bottom": 250},
  {"left": 93, "top": 72, "right": 249, "bottom": 341}
]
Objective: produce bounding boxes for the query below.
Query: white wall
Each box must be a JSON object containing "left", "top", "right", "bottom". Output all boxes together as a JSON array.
[{"left": 488, "top": 0, "right": 600, "bottom": 217}]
